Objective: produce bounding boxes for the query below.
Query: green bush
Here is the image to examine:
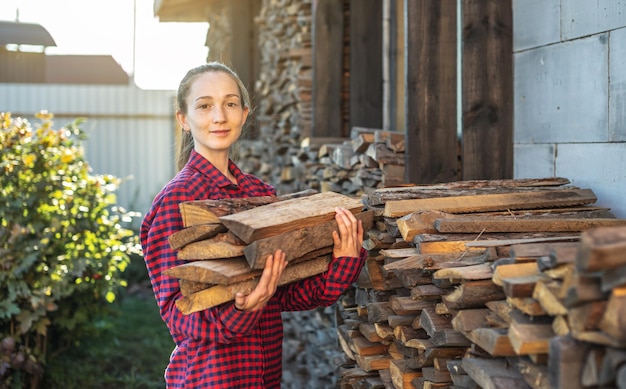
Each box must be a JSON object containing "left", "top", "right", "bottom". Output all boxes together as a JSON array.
[{"left": 0, "top": 111, "right": 141, "bottom": 388}]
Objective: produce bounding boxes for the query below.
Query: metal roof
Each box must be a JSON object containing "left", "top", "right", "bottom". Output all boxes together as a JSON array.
[{"left": 0, "top": 20, "right": 56, "bottom": 47}]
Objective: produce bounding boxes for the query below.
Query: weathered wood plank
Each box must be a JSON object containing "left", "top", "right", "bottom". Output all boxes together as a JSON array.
[
  {"left": 176, "top": 232, "right": 246, "bottom": 260},
  {"left": 244, "top": 210, "right": 373, "bottom": 269},
  {"left": 164, "top": 257, "right": 259, "bottom": 285},
  {"left": 436, "top": 216, "right": 626, "bottom": 234},
  {"left": 577, "top": 225, "right": 626, "bottom": 272},
  {"left": 383, "top": 189, "right": 597, "bottom": 218},
  {"left": 175, "top": 255, "right": 331, "bottom": 314},
  {"left": 168, "top": 223, "right": 227, "bottom": 250},
  {"left": 220, "top": 191, "right": 364, "bottom": 243}
]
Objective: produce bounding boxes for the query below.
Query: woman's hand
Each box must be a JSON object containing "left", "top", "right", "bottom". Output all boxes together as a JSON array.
[
  {"left": 332, "top": 207, "right": 364, "bottom": 258},
  {"left": 234, "top": 249, "right": 287, "bottom": 311}
]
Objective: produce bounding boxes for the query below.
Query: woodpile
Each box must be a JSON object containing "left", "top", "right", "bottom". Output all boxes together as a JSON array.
[
  {"left": 335, "top": 177, "right": 626, "bottom": 389},
  {"left": 164, "top": 190, "right": 373, "bottom": 314},
  {"left": 296, "top": 127, "right": 407, "bottom": 197}
]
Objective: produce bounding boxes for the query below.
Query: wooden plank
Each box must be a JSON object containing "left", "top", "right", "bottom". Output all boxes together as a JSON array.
[
  {"left": 461, "top": 0, "right": 513, "bottom": 180},
  {"left": 404, "top": 0, "right": 458, "bottom": 184},
  {"left": 365, "top": 177, "right": 572, "bottom": 206},
  {"left": 396, "top": 210, "right": 451, "bottom": 241},
  {"left": 219, "top": 191, "right": 364, "bottom": 243},
  {"left": 179, "top": 190, "right": 318, "bottom": 227},
  {"left": 244, "top": 210, "right": 373, "bottom": 269},
  {"left": 433, "top": 263, "right": 494, "bottom": 283},
  {"left": 577, "top": 225, "right": 626, "bottom": 272},
  {"left": 509, "top": 241, "right": 580, "bottom": 260},
  {"left": 436, "top": 216, "right": 626, "bottom": 234},
  {"left": 174, "top": 256, "right": 330, "bottom": 314},
  {"left": 176, "top": 232, "right": 246, "bottom": 260},
  {"left": 383, "top": 189, "right": 597, "bottom": 217},
  {"left": 163, "top": 257, "right": 259, "bottom": 285},
  {"left": 168, "top": 223, "right": 227, "bottom": 250}
]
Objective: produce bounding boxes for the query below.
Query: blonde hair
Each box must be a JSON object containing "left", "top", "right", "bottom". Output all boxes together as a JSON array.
[{"left": 175, "top": 62, "right": 252, "bottom": 171}]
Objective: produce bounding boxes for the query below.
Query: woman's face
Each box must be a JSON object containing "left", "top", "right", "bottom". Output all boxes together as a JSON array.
[{"left": 178, "top": 71, "right": 249, "bottom": 159}]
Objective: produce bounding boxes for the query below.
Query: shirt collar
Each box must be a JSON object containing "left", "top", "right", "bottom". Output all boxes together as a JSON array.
[{"left": 187, "top": 150, "right": 241, "bottom": 189}]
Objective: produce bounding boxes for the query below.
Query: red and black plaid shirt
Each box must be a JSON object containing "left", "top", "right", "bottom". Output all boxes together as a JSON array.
[{"left": 140, "top": 150, "right": 367, "bottom": 388}]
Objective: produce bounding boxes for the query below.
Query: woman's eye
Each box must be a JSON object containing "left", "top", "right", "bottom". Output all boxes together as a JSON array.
[{"left": 227, "top": 102, "right": 238, "bottom": 108}]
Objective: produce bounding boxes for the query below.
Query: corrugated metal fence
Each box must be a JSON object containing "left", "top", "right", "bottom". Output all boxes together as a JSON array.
[{"left": 0, "top": 83, "right": 177, "bottom": 226}]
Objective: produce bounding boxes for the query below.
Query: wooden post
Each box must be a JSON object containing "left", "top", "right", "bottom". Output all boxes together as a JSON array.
[
  {"left": 349, "top": 0, "right": 383, "bottom": 131},
  {"left": 404, "top": 0, "right": 458, "bottom": 184},
  {"left": 461, "top": 0, "right": 513, "bottom": 180},
  {"left": 312, "top": 0, "right": 345, "bottom": 137}
]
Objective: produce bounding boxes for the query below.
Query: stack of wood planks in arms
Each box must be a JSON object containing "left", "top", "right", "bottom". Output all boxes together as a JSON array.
[
  {"left": 336, "top": 177, "right": 626, "bottom": 389},
  {"left": 163, "top": 190, "right": 373, "bottom": 315}
]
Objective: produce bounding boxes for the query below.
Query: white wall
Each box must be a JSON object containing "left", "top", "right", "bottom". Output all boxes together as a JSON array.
[
  {"left": 513, "top": 0, "right": 626, "bottom": 218},
  {"left": 0, "top": 83, "right": 177, "bottom": 224}
]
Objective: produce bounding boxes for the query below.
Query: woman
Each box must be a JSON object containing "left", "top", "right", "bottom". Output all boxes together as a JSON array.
[{"left": 140, "top": 62, "right": 367, "bottom": 388}]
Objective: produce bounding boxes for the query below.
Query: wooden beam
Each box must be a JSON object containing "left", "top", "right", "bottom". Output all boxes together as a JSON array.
[
  {"left": 312, "top": 0, "right": 344, "bottom": 137},
  {"left": 405, "top": 0, "right": 458, "bottom": 184},
  {"left": 461, "top": 0, "right": 513, "bottom": 180}
]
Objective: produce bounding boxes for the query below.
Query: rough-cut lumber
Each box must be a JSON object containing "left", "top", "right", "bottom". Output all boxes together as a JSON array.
[
  {"left": 355, "top": 355, "right": 392, "bottom": 372},
  {"left": 179, "top": 279, "right": 212, "bottom": 296},
  {"left": 509, "top": 241, "right": 580, "bottom": 259},
  {"left": 433, "top": 263, "right": 493, "bottom": 282},
  {"left": 396, "top": 210, "right": 451, "bottom": 240},
  {"left": 176, "top": 232, "right": 246, "bottom": 260},
  {"left": 243, "top": 210, "right": 373, "bottom": 269},
  {"left": 164, "top": 257, "right": 260, "bottom": 285},
  {"left": 501, "top": 274, "right": 550, "bottom": 298},
  {"left": 383, "top": 251, "right": 488, "bottom": 273},
  {"left": 577, "top": 225, "right": 626, "bottom": 272},
  {"left": 492, "top": 262, "right": 538, "bottom": 287},
  {"left": 168, "top": 223, "right": 227, "bottom": 250},
  {"left": 508, "top": 319, "right": 554, "bottom": 355},
  {"left": 390, "top": 359, "right": 422, "bottom": 389},
  {"left": 443, "top": 280, "right": 506, "bottom": 309},
  {"left": 382, "top": 188, "right": 597, "bottom": 217},
  {"left": 461, "top": 357, "right": 529, "bottom": 389},
  {"left": 532, "top": 279, "right": 567, "bottom": 316},
  {"left": 220, "top": 191, "right": 364, "bottom": 243},
  {"left": 435, "top": 216, "right": 626, "bottom": 234},
  {"left": 451, "top": 309, "right": 490, "bottom": 333},
  {"left": 352, "top": 336, "right": 389, "bottom": 356},
  {"left": 179, "top": 189, "right": 317, "bottom": 226},
  {"left": 466, "top": 327, "right": 516, "bottom": 356},
  {"left": 365, "top": 177, "right": 571, "bottom": 206},
  {"left": 464, "top": 235, "right": 580, "bottom": 248},
  {"left": 175, "top": 256, "right": 330, "bottom": 314}
]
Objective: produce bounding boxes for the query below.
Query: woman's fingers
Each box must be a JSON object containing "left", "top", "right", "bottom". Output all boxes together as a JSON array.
[
  {"left": 333, "top": 207, "right": 362, "bottom": 258},
  {"left": 235, "top": 249, "right": 286, "bottom": 311}
]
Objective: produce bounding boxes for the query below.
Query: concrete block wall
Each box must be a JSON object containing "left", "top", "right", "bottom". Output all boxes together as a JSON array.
[{"left": 513, "top": 0, "right": 626, "bottom": 217}]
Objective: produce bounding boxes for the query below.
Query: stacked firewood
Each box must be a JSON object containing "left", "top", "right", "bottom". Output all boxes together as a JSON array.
[
  {"left": 293, "top": 127, "right": 407, "bottom": 197},
  {"left": 163, "top": 190, "right": 373, "bottom": 314},
  {"left": 242, "top": 0, "right": 312, "bottom": 195},
  {"left": 335, "top": 177, "right": 626, "bottom": 389}
]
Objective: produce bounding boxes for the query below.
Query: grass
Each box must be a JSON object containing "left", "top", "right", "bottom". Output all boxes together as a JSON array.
[{"left": 43, "top": 258, "right": 173, "bottom": 389}]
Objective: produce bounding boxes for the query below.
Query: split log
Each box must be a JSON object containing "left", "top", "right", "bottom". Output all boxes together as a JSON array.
[
  {"left": 443, "top": 280, "right": 506, "bottom": 310},
  {"left": 219, "top": 191, "right": 364, "bottom": 243},
  {"left": 175, "top": 255, "right": 331, "bottom": 314},
  {"left": 577, "top": 225, "right": 626, "bottom": 272},
  {"left": 244, "top": 210, "right": 373, "bottom": 268},
  {"left": 176, "top": 232, "right": 246, "bottom": 260},
  {"left": 168, "top": 223, "right": 227, "bottom": 250},
  {"left": 164, "top": 257, "right": 260, "bottom": 285}
]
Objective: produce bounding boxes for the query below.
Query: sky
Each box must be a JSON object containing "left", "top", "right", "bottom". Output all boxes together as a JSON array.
[{"left": 0, "top": 0, "right": 209, "bottom": 90}]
